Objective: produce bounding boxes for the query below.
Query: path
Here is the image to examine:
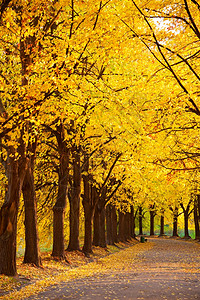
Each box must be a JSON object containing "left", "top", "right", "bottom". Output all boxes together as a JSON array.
[{"left": 28, "top": 238, "right": 200, "bottom": 300}]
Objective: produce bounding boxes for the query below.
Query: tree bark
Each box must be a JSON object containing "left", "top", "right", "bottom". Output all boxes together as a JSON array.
[
  {"left": 124, "top": 212, "right": 131, "bottom": 240},
  {"left": 138, "top": 206, "right": 143, "bottom": 235},
  {"left": 118, "top": 211, "right": 125, "bottom": 242},
  {"left": 93, "top": 205, "right": 100, "bottom": 246},
  {"left": 112, "top": 206, "right": 118, "bottom": 243},
  {"left": 130, "top": 206, "right": 136, "bottom": 239},
  {"left": 0, "top": 148, "right": 27, "bottom": 276},
  {"left": 106, "top": 204, "right": 118, "bottom": 245},
  {"left": 22, "top": 138, "right": 41, "bottom": 266},
  {"left": 52, "top": 124, "right": 69, "bottom": 259},
  {"left": 150, "top": 211, "right": 154, "bottom": 236},
  {"left": 0, "top": 16, "right": 36, "bottom": 275},
  {"left": 180, "top": 201, "right": 192, "bottom": 239},
  {"left": 93, "top": 204, "right": 106, "bottom": 247},
  {"left": 67, "top": 147, "right": 81, "bottom": 251},
  {"left": 22, "top": 158, "right": 41, "bottom": 266},
  {"left": 183, "top": 212, "right": 190, "bottom": 238},
  {"left": 106, "top": 204, "right": 113, "bottom": 245},
  {"left": 149, "top": 204, "right": 156, "bottom": 236},
  {"left": 82, "top": 183, "right": 97, "bottom": 254},
  {"left": 172, "top": 206, "right": 179, "bottom": 237},
  {"left": 99, "top": 206, "right": 106, "bottom": 247},
  {"left": 82, "top": 155, "right": 98, "bottom": 254},
  {"left": 159, "top": 214, "right": 165, "bottom": 236},
  {"left": 194, "top": 197, "right": 200, "bottom": 240}
]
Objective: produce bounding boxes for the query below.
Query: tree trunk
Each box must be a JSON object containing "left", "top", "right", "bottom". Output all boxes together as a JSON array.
[
  {"left": 180, "top": 202, "right": 192, "bottom": 239},
  {"left": 99, "top": 206, "right": 106, "bottom": 247},
  {"left": 124, "top": 212, "right": 131, "bottom": 240},
  {"left": 93, "top": 204, "right": 106, "bottom": 247},
  {"left": 93, "top": 205, "right": 100, "bottom": 246},
  {"left": 184, "top": 214, "right": 189, "bottom": 238},
  {"left": 194, "top": 198, "right": 200, "bottom": 240},
  {"left": 172, "top": 206, "right": 179, "bottom": 237},
  {"left": 106, "top": 204, "right": 118, "bottom": 245},
  {"left": 159, "top": 214, "right": 165, "bottom": 236},
  {"left": 149, "top": 204, "right": 156, "bottom": 236},
  {"left": 82, "top": 208, "right": 93, "bottom": 254},
  {"left": 138, "top": 206, "right": 143, "bottom": 235},
  {"left": 150, "top": 210, "right": 155, "bottom": 236},
  {"left": 118, "top": 211, "right": 125, "bottom": 242},
  {"left": 0, "top": 151, "right": 26, "bottom": 276},
  {"left": 82, "top": 155, "right": 98, "bottom": 254},
  {"left": 183, "top": 212, "right": 190, "bottom": 238},
  {"left": 52, "top": 124, "right": 69, "bottom": 259},
  {"left": 22, "top": 159, "right": 41, "bottom": 266},
  {"left": 82, "top": 184, "right": 97, "bottom": 254},
  {"left": 130, "top": 206, "right": 136, "bottom": 238},
  {"left": 0, "top": 28, "right": 35, "bottom": 275},
  {"left": 67, "top": 147, "right": 81, "bottom": 251},
  {"left": 106, "top": 204, "right": 113, "bottom": 245},
  {"left": 112, "top": 206, "right": 118, "bottom": 243},
  {"left": 197, "top": 195, "right": 200, "bottom": 222}
]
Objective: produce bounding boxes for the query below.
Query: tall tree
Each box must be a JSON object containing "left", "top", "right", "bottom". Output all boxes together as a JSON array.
[{"left": 52, "top": 122, "right": 69, "bottom": 259}]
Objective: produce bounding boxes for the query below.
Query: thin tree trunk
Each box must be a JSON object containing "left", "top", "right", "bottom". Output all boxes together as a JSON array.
[
  {"left": 180, "top": 201, "right": 192, "bottom": 239},
  {"left": 99, "top": 206, "right": 106, "bottom": 247},
  {"left": 130, "top": 206, "right": 136, "bottom": 238},
  {"left": 67, "top": 147, "right": 81, "bottom": 251},
  {"left": 159, "top": 214, "right": 165, "bottom": 236},
  {"left": 106, "top": 204, "right": 113, "bottom": 245},
  {"left": 172, "top": 206, "right": 179, "bottom": 237},
  {"left": 112, "top": 206, "right": 118, "bottom": 243},
  {"left": 149, "top": 204, "right": 156, "bottom": 236},
  {"left": 184, "top": 212, "right": 190, "bottom": 238},
  {"left": 82, "top": 184, "right": 97, "bottom": 254},
  {"left": 124, "top": 212, "right": 131, "bottom": 240},
  {"left": 194, "top": 198, "right": 200, "bottom": 240},
  {"left": 118, "top": 211, "right": 125, "bottom": 242},
  {"left": 82, "top": 155, "right": 98, "bottom": 254},
  {"left": 0, "top": 149, "right": 27, "bottom": 276},
  {"left": 150, "top": 210, "right": 155, "bottom": 236},
  {"left": 52, "top": 124, "right": 69, "bottom": 259},
  {"left": 93, "top": 205, "right": 101, "bottom": 246},
  {"left": 23, "top": 158, "right": 41, "bottom": 266},
  {"left": 138, "top": 206, "right": 143, "bottom": 235}
]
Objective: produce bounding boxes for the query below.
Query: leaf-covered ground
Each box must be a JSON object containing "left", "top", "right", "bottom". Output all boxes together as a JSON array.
[
  {"left": 0, "top": 239, "right": 139, "bottom": 299},
  {"left": 1, "top": 237, "right": 200, "bottom": 299}
]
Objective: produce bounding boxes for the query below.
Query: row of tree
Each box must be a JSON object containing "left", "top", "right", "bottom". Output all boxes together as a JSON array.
[{"left": 1, "top": 0, "right": 200, "bottom": 277}]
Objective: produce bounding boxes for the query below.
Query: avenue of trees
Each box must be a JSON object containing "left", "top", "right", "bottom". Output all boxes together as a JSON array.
[{"left": 0, "top": 0, "right": 200, "bottom": 276}]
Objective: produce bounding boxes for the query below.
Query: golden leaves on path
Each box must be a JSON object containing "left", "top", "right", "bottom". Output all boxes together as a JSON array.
[{"left": 0, "top": 240, "right": 152, "bottom": 300}]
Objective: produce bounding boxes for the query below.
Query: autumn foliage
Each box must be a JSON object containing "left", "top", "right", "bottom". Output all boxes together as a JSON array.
[{"left": 0, "top": 0, "right": 200, "bottom": 277}]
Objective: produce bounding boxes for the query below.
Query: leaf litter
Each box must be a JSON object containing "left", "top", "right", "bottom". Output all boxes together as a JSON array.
[{"left": 1, "top": 239, "right": 149, "bottom": 300}]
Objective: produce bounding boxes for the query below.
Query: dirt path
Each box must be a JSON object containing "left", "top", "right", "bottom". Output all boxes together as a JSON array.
[{"left": 27, "top": 238, "right": 200, "bottom": 300}]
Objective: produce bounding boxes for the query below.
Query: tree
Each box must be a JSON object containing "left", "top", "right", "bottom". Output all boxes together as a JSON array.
[
  {"left": 159, "top": 209, "right": 165, "bottom": 236},
  {"left": 170, "top": 205, "right": 180, "bottom": 237},
  {"left": 180, "top": 197, "right": 193, "bottom": 239},
  {"left": 51, "top": 122, "right": 70, "bottom": 259},
  {"left": 22, "top": 138, "right": 41, "bottom": 266},
  {"left": 106, "top": 203, "right": 118, "bottom": 245},
  {"left": 93, "top": 154, "right": 122, "bottom": 247},
  {"left": 194, "top": 194, "right": 200, "bottom": 241},
  {"left": 138, "top": 206, "right": 144, "bottom": 235}
]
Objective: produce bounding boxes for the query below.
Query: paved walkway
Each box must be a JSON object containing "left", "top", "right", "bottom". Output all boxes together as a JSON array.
[{"left": 28, "top": 238, "right": 200, "bottom": 299}]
